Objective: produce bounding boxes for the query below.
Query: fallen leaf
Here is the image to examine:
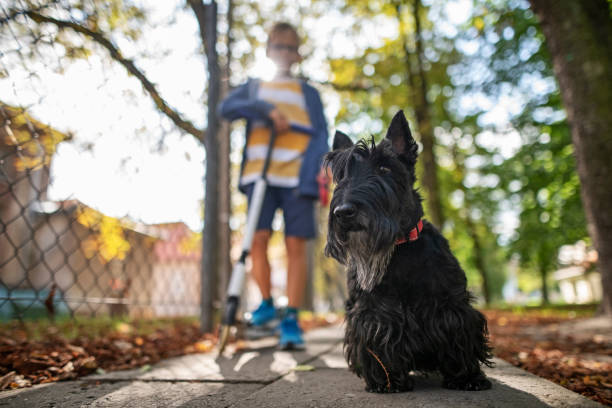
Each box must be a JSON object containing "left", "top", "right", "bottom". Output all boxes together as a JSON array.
[
  {"left": 115, "top": 323, "right": 133, "bottom": 334},
  {"left": 0, "top": 371, "right": 16, "bottom": 390},
  {"left": 80, "top": 356, "right": 98, "bottom": 370},
  {"left": 113, "top": 340, "right": 133, "bottom": 352},
  {"left": 8, "top": 374, "right": 30, "bottom": 389},
  {"left": 194, "top": 340, "right": 213, "bottom": 353},
  {"left": 0, "top": 337, "right": 17, "bottom": 346},
  {"left": 292, "top": 365, "right": 315, "bottom": 372},
  {"left": 67, "top": 344, "right": 85, "bottom": 355}
]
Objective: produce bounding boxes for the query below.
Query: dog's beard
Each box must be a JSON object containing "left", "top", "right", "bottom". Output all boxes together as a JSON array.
[{"left": 345, "top": 230, "right": 395, "bottom": 292}]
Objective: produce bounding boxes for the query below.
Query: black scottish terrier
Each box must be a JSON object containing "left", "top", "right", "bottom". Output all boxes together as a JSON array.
[{"left": 324, "top": 111, "right": 492, "bottom": 393}]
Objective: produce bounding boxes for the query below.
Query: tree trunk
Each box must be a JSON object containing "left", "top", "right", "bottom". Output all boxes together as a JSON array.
[
  {"left": 217, "top": 121, "right": 230, "bottom": 308},
  {"left": 396, "top": 0, "right": 444, "bottom": 229},
  {"left": 191, "top": 0, "right": 221, "bottom": 333},
  {"left": 540, "top": 262, "right": 549, "bottom": 306},
  {"left": 529, "top": 0, "right": 612, "bottom": 315},
  {"left": 465, "top": 214, "right": 491, "bottom": 306},
  {"left": 411, "top": 0, "right": 444, "bottom": 230},
  {"left": 452, "top": 146, "right": 490, "bottom": 305}
]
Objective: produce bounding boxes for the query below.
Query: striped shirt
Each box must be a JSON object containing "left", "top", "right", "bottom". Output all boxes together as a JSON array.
[{"left": 240, "top": 79, "right": 313, "bottom": 188}]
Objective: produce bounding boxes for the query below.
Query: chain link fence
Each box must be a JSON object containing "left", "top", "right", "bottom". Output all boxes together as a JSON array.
[
  {"left": 0, "top": 102, "right": 203, "bottom": 320},
  {"left": 0, "top": 2, "right": 346, "bottom": 323},
  {"left": 1, "top": 102, "right": 203, "bottom": 320},
  {"left": 0, "top": 2, "right": 206, "bottom": 321}
]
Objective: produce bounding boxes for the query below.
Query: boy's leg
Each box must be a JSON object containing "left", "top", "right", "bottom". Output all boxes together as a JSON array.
[
  {"left": 280, "top": 235, "right": 308, "bottom": 349},
  {"left": 280, "top": 188, "right": 316, "bottom": 308},
  {"left": 244, "top": 183, "right": 278, "bottom": 300},
  {"left": 243, "top": 184, "right": 279, "bottom": 330},
  {"left": 252, "top": 230, "right": 272, "bottom": 299},
  {"left": 285, "top": 236, "right": 307, "bottom": 308},
  {"left": 278, "top": 188, "right": 315, "bottom": 349}
]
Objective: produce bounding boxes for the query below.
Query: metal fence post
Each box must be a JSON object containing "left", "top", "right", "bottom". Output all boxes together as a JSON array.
[{"left": 200, "top": 0, "right": 220, "bottom": 333}]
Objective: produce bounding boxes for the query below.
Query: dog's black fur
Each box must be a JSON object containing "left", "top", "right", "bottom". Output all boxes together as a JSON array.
[{"left": 324, "top": 111, "right": 493, "bottom": 393}]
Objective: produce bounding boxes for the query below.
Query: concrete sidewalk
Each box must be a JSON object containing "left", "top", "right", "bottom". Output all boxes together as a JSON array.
[{"left": 0, "top": 324, "right": 603, "bottom": 407}]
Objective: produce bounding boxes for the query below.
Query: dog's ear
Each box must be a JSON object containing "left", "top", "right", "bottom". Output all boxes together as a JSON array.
[
  {"left": 333, "top": 130, "right": 354, "bottom": 151},
  {"left": 385, "top": 110, "right": 418, "bottom": 166}
]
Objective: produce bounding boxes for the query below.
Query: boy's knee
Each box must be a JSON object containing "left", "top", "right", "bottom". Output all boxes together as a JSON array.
[
  {"left": 252, "top": 230, "right": 271, "bottom": 251},
  {"left": 285, "top": 236, "right": 306, "bottom": 253}
]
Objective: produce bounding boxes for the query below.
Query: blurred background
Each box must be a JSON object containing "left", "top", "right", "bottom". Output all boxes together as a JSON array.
[
  {"left": 1, "top": 0, "right": 611, "bottom": 402},
  {"left": 0, "top": 0, "right": 609, "bottom": 324}
]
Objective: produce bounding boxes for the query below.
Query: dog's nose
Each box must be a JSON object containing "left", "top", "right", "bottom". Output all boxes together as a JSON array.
[{"left": 334, "top": 203, "right": 356, "bottom": 220}]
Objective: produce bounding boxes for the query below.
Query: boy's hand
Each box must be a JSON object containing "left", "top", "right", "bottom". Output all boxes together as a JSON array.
[{"left": 269, "top": 108, "right": 290, "bottom": 133}]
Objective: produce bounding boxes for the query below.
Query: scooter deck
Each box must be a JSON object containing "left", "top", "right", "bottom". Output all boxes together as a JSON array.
[{"left": 244, "top": 319, "right": 280, "bottom": 340}]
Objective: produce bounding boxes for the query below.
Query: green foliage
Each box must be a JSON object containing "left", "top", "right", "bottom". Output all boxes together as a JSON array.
[
  {"left": 323, "top": 0, "right": 589, "bottom": 304},
  {"left": 466, "top": 0, "right": 588, "bottom": 296},
  {"left": 497, "top": 123, "right": 586, "bottom": 271}
]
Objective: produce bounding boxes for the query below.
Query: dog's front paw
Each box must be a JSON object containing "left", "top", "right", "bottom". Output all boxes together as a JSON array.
[
  {"left": 443, "top": 374, "right": 491, "bottom": 391},
  {"left": 396, "top": 377, "right": 415, "bottom": 392},
  {"left": 365, "top": 382, "right": 391, "bottom": 393},
  {"left": 365, "top": 378, "right": 414, "bottom": 393}
]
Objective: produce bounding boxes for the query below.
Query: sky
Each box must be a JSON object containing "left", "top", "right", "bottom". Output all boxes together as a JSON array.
[{"left": 0, "top": 0, "right": 524, "bottom": 237}]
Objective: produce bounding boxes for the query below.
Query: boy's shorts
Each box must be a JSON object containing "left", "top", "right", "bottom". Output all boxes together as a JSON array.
[{"left": 244, "top": 184, "right": 316, "bottom": 239}]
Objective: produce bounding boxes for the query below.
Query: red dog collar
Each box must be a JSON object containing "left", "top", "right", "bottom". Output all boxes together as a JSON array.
[{"left": 395, "top": 219, "right": 423, "bottom": 245}]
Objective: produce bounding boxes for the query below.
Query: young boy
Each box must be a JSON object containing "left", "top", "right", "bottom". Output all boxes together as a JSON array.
[{"left": 219, "top": 22, "right": 328, "bottom": 349}]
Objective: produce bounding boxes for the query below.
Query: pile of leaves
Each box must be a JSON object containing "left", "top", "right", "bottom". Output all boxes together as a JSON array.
[
  {"left": 0, "top": 319, "right": 213, "bottom": 390},
  {"left": 484, "top": 309, "right": 612, "bottom": 406},
  {"left": 0, "top": 313, "right": 338, "bottom": 391}
]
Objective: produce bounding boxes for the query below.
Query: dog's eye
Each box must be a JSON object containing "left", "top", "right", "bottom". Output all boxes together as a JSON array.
[{"left": 379, "top": 166, "right": 391, "bottom": 174}]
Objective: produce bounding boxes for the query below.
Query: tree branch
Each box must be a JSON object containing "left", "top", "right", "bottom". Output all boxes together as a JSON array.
[
  {"left": 187, "top": 0, "right": 210, "bottom": 58},
  {"left": 24, "top": 10, "right": 205, "bottom": 141}
]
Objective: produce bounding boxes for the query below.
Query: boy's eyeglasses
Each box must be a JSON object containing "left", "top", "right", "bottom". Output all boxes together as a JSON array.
[{"left": 270, "top": 44, "right": 298, "bottom": 53}]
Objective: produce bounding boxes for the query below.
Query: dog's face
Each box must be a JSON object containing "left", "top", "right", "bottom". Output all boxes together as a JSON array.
[{"left": 324, "top": 110, "right": 423, "bottom": 292}]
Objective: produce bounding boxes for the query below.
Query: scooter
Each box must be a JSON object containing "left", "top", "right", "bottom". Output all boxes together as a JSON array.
[{"left": 217, "top": 123, "right": 315, "bottom": 354}]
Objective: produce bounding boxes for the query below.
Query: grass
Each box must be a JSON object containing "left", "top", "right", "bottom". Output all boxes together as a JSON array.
[
  {"left": 1, "top": 303, "right": 598, "bottom": 342},
  {"left": 0, "top": 315, "right": 200, "bottom": 342},
  {"left": 482, "top": 302, "right": 599, "bottom": 318}
]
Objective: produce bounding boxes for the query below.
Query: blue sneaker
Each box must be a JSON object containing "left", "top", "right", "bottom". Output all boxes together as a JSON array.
[
  {"left": 279, "top": 314, "right": 304, "bottom": 350},
  {"left": 247, "top": 299, "right": 278, "bottom": 327}
]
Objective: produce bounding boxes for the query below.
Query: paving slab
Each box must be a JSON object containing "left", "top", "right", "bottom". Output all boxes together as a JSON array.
[
  {"left": 232, "top": 330, "right": 603, "bottom": 408},
  {"left": 0, "top": 380, "right": 262, "bottom": 408},
  {"left": 0, "top": 325, "right": 344, "bottom": 407},
  {"left": 85, "top": 325, "right": 342, "bottom": 383},
  {"left": 232, "top": 359, "right": 602, "bottom": 408}
]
